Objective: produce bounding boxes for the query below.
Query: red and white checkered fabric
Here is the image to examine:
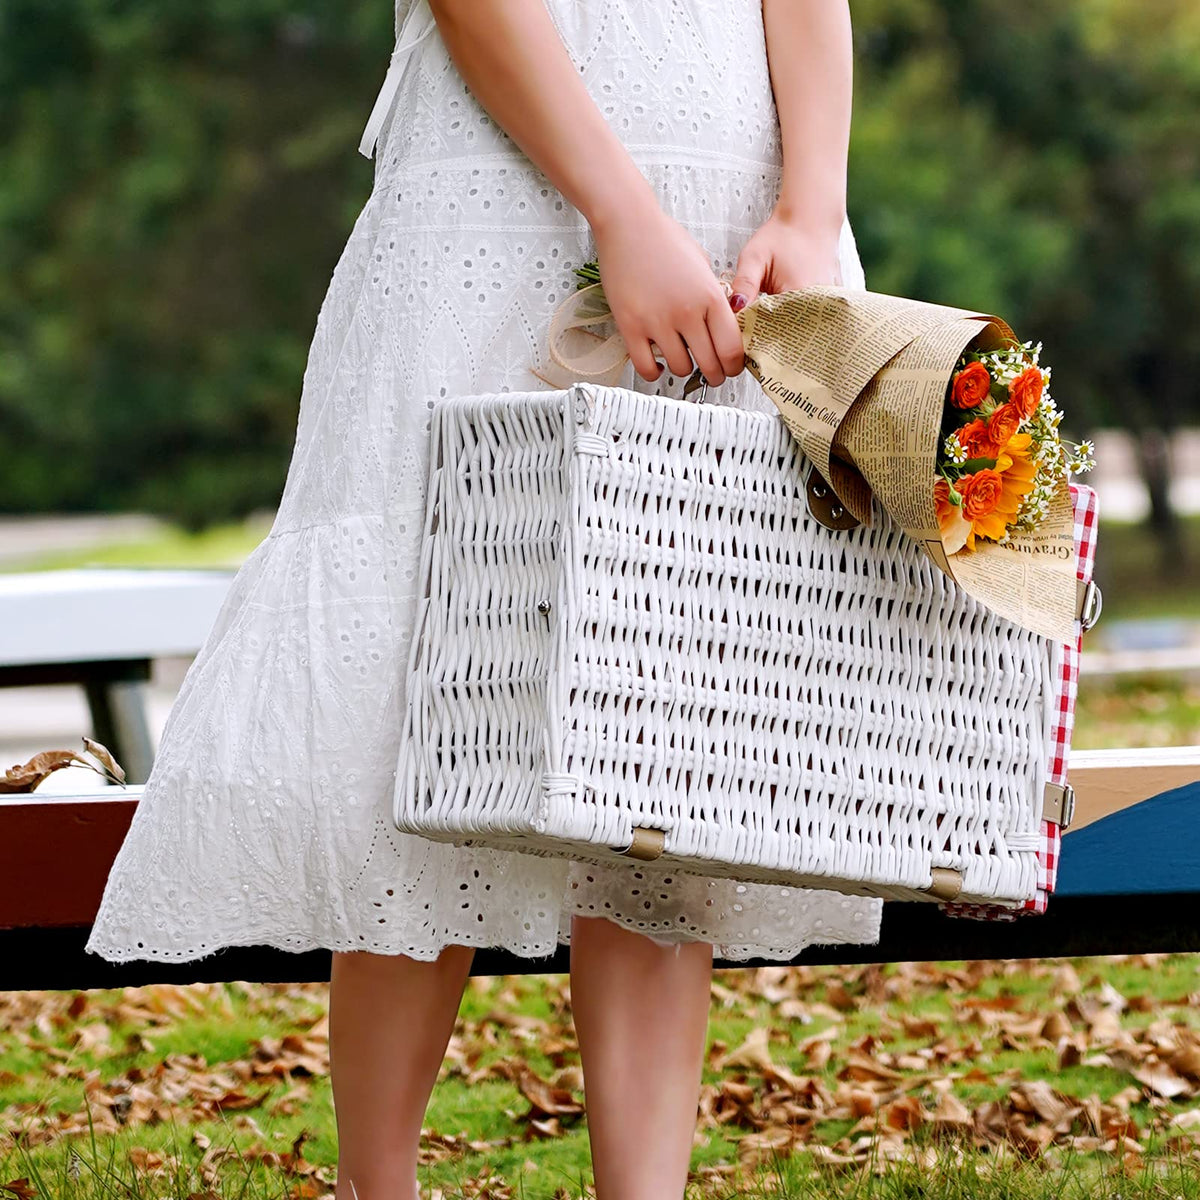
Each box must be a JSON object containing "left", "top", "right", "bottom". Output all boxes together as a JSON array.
[{"left": 944, "top": 482, "right": 1099, "bottom": 921}]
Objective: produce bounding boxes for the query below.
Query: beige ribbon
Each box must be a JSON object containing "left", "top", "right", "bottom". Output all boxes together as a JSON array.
[
  {"left": 541, "top": 282, "right": 629, "bottom": 387},
  {"left": 539, "top": 274, "right": 738, "bottom": 389}
]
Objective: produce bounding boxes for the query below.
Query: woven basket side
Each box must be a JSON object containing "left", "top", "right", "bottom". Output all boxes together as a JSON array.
[
  {"left": 394, "top": 391, "right": 572, "bottom": 842},
  {"left": 396, "top": 384, "right": 1055, "bottom": 905}
]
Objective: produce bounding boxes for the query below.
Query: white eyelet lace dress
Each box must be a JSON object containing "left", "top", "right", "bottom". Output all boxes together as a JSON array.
[{"left": 85, "top": 0, "right": 883, "bottom": 965}]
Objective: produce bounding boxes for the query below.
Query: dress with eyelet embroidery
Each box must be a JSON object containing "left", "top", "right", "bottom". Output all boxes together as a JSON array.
[{"left": 85, "top": 0, "right": 883, "bottom": 964}]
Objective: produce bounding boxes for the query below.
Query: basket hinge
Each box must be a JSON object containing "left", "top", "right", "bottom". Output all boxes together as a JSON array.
[
  {"left": 619, "top": 826, "right": 667, "bottom": 861},
  {"left": 537, "top": 771, "right": 582, "bottom": 834},
  {"left": 925, "top": 867, "right": 962, "bottom": 902},
  {"left": 571, "top": 382, "right": 597, "bottom": 429},
  {"left": 1043, "top": 781, "right": 1076, "bottom": 830},
  {"left": 574, "top": 432, "right": 610, "bottom": 457}
]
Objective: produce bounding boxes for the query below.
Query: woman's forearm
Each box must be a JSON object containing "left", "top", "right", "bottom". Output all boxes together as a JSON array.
[
  {"left": 761, "top": 0, "right": 853, "bottom": 233},
  {"left": 427, "top": 0, "right": 659, "bottom": 232},
  {"left": 427, "top": 0, "right": 746, "bottom": 385}
]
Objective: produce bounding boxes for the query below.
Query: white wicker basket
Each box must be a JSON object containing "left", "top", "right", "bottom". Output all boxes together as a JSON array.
[{"left": 393, "top": 383, "right": 1060, "bottom": 905}]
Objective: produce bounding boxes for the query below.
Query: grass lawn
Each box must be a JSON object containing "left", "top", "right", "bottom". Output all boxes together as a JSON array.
[
  {"left": 4, "top": 958, "right": 1200, "bottom": 1199},
  {"left": 1091, "top": 515, "right": 1200, "bottom": 621},
  {"left": 1075, "top": 674, "right": 1200, "bottom": 749}
]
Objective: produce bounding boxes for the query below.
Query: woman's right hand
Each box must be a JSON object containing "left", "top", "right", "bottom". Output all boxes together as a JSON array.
[{"left": 592, "top": 196, "right": 747, "bottom": 388}]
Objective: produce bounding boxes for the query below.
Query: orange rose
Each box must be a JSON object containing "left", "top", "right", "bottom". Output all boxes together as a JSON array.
[
  {"left": 1008, "top": 366, "right": 1044, "bottom": 419},
  {"left": 987, "top": 402, "right": 1022, "bottom": 447},
  {"left": 958, "top": 418, "right": 1001, "bottom": 460},
  {"left": 934, "top": 476, "right": 951, "bottom": 509},
  {"left": 957, "top": 469, "right": 1004, "bottom": 521},
  {"left": 934, "top": 477, "right": 954, "bottom": 526},
  {"left": 950, "top": 361, "right": 992, "bottom": 410}
]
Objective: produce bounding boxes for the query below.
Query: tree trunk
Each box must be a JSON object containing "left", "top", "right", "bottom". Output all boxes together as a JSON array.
[{"left": 1136, "top": 427, "right": 1184, "bottom": 570}]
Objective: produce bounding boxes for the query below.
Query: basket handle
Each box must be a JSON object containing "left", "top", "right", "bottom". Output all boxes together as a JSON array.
[{"left": 682, "top": 367, "right": 710, "bottom": 404}]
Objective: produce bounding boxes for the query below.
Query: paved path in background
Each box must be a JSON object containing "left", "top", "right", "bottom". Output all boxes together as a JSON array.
[{"left": 0, "top": 513, "right": 168, "bottom": 567}]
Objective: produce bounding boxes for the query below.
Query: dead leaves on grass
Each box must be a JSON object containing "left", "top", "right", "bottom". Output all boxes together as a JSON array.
[
  {"left": 693, "top": 957, "right": 1200, "bottom": 1175},
  {"left": 4, "top": 957, "right": 1200, "bottom": 1193}
]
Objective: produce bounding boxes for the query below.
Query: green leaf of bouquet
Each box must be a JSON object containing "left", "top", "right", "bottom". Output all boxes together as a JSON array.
[{"left": 960, "top": 456, "right": 999, "bottom": 472}]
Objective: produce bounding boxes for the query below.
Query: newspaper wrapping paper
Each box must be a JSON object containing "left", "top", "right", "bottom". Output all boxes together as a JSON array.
[{"left": 545, "top": 283, "right": 1078, "bottom": 642}]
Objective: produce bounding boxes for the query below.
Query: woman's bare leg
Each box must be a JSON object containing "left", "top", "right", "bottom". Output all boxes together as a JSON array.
[
  {"left": 330, "top": 945, "right": 476, "bottom": 1200},
  {"left": 569, "top": 915, "right": 713, "bottom": 1200}
]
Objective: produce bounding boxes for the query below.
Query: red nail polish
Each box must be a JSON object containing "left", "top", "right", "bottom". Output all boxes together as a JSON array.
[{"left": 730, "top": 293, "right": 748, "bottom": 313}]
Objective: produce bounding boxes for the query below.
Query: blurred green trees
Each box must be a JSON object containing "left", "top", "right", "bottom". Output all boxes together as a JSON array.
[
  {"left": 850, "top": 0, "right": 1200, "bottom": 549},
  {"left": 1, "top": 0, "right": 1198, "bottom": 533},
  {"left": 0, "top": 0, "right": 390, "bottom": 525}
]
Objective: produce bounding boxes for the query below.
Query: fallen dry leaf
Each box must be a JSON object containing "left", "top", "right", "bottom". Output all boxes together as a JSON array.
[
  {"left": 1133, "top": 1061, "right": 1194, "bottom": 1100},
  {"left": 0, "top": 737, "right": 127, "bottom": 793},
  {"left": 82, "top": 735, "right": 127, "bottom": 784},
  {"left": 513, "top": 1066, "right": 585, "bottom": 1119},
  {"left": 0, "top": 749, "right": 88, "bottom": 793}
]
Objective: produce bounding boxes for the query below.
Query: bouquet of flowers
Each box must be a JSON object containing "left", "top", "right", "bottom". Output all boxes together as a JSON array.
[{"left": 936, "top": 340, "right": 1095, "bottom": 554}]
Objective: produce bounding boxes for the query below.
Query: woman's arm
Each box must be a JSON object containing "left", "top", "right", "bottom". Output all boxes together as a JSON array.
[
  {"left": 427, "top": 0, "right": 745, "bottom": 385},
  {"left": 730, "top": 0, "right": 854, "bottom": 308}
]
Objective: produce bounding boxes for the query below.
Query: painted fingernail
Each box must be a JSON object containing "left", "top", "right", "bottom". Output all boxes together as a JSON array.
[{"left": 730, "top": 293, "right": 748, "bottom": 313}]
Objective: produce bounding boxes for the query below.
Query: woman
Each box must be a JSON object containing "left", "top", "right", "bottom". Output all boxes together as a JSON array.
[{"left": 87, "top": 1, "right": 882, "bottom": 1195}]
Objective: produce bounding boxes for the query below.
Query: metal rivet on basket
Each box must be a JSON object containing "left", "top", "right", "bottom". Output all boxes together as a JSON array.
[
  {"left": 617, "top": 826, "right": 666, "bottom": 861},
  {"left": 537, "top": 599, "right": 551, "bottom": 627},
  {"left": 805, "top": 467, "right": 862, "bottom": 532}
]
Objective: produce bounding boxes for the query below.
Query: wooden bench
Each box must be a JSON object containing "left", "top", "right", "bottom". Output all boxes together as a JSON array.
[
  {"left": 2, "top": 747, "right": 1197, "bottom": 990},
  {"left": 0, "top": 567, "right": 237, "bottom": 784}
]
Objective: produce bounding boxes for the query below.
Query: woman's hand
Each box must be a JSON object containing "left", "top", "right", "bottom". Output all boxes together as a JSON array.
[
  {"left": 728, "top": 210, "right": 844, "bottom": 313},
  {"left": 592, "top": 196, "right": 746, "bottom": 387}
]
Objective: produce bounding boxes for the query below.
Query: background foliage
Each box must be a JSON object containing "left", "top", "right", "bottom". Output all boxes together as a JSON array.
[{"left": 1, "top": 0, "right": 1198, "bottom": 530}]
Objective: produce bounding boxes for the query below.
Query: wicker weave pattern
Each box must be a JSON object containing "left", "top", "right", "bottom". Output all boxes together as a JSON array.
[{"left": 394, "top": 383, "right": 1056, "bottom": 905}]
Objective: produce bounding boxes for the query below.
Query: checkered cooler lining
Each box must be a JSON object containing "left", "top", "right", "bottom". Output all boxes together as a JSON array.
[{"left": 944, "top": 482, "right": 1099, "bottom": 921}]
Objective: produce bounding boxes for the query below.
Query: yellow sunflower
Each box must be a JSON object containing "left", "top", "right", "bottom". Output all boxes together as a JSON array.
[
  {"left": 963, "top": 432, "right": 1038, "bottom": 549},
  {"left": 936, "top": 433, "right": 1039, "bottom": 554}
]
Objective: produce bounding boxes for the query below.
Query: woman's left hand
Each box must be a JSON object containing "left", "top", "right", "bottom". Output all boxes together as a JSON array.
[{"left": 728, "top": 210, "right": 843, "bottom": 313}]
